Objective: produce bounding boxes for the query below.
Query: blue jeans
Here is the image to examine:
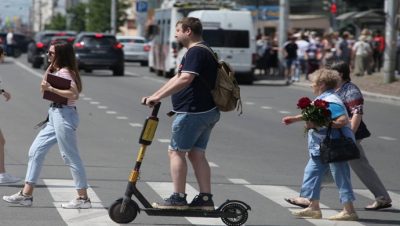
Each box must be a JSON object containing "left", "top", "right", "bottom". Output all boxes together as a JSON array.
[
  {"left": 169, "top": 108, "right": 220, "bottom": 152},
  {"left": 25, "top": 106, "right": 88, "bottom": 189},
  {"left": 300, "top": 156, "right": 355, "bottom": 204}
]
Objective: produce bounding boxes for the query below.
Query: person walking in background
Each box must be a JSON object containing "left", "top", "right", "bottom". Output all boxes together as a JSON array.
[
  {"left": 282, "top": 69, "right": 358, "bottom": 221},
  {"left": 284, "top": 61, "right": 392, "bottom": 211},
  {"left": 294, "top": 34, "right": 309, "bottom": 82},
  {"left": 337, "top": 31, "right": 352, "bottom": 66},
  {"left": 142, "top": 17, "right": 220, "bottom": 210},
  {"left": 5, "top": 29, "right": 14, "bottom": 57},
  {"left": 3, "top": 42, "right": 91, "bottom": 209},
  {"left": 305, "top": 36, "right": 322, "bottom": 80},
  {"left": 283, "top": 36, "right": 298, "bottom": 84},
  {"left": 352, "top": 35, "right": 372, "bottom": 76},
  {"left": 0, "top": 82, "right": 21, "bottom": 184},
  {"left": 372, "top": 30, "right": 385, "bottom": 73}
]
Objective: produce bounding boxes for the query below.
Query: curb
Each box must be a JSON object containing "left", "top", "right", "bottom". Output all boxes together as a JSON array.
[{"left": 292, "top": 81, "right": 400, "bottom": 106}]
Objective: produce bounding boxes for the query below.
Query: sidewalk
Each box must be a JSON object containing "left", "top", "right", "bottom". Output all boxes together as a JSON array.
[{"left": 295, "top": 71, "right": 400, "bottom": 105}]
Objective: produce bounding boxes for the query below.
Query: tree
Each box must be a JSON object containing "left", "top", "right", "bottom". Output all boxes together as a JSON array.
[
  {"left": 67, "top": 2, "right": 87, "bottom": 32},
  {"left": 45, "top": 13, "right": 66, "bottom": 30},
  {"left": 86, "top": 0, "right": 129, "bottom": 32}
]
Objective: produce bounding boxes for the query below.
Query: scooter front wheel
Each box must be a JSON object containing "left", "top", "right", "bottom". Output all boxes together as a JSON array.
[
  {"left": 108, "top": 198, "right": 139, "bottom": 224},
  {"left": 220, "top": 202, "right": 248, "bottom": 226}
]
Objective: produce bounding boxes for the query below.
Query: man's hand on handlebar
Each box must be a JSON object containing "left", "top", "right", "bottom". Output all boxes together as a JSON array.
[{"left": 141, "top": 96, "right": 160, "bottom": 107}]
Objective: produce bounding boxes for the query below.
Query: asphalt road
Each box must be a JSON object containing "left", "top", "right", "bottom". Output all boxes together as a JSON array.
[{"left": 0, "top": 56, "right": 399, "bottom": 226}]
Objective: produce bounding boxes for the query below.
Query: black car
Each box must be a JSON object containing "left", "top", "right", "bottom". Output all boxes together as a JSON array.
[
  {"left": 73, "top": 32, "right": 124, "bottom": 76},
  {"left": 27, "top": 31, "right": 76, "bottom": 68},
  {"left": 0, "top": 32, "right": 30, "bottom": 57}
]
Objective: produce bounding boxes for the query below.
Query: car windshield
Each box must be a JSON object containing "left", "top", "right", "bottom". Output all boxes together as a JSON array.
[
  {"left": 202, "top": 29, "right": 249, "bottom": 48},
  {"left": 81, "top": 36, "right": 116, "bottom": 47}
]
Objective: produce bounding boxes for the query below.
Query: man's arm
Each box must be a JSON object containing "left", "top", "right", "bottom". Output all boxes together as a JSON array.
[{"left": 143, "top": 72, "right": 194, "bottom": 105}]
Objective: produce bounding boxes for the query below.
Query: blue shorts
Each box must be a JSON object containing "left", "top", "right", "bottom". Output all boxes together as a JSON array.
[{"left": 169, "top": 108, "right": 220, "bottom": 152}]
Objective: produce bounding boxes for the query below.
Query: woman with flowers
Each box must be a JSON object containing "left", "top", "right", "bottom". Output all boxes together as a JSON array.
[{"left": 281, "top": 68, "right": 358, "bottom": 221}]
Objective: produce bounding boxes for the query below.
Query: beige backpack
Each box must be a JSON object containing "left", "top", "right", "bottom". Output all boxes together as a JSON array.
[{"left": 196, "top": 44, "right": 242, "bottom": 114}]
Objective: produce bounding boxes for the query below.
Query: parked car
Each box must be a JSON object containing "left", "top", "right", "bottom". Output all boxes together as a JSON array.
[
  {"left": 0, "top": 32, "right": 30, "bottom": 57},
  {"left": 74, "top": 32, "right": 124, "bottom": 76},
  {"left": 27, "top": 30, "right": 76, "bottom": 68},
  {"left": 42, "top": 35, "right": 76, "bottom": 69},
  {"left": 116, "top": 35, "right": 149, "bottom": 66}
]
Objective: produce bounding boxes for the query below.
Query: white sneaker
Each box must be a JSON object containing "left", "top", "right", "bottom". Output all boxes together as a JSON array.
[
  {"left": 61, "top": 197, "right": 92, "bottom": 209},
  {"left": 0, "top": 173, "right": 21, "bottom": 184},
  {"left": 3, "top": 191, "right": 33, "bottom": 206}
]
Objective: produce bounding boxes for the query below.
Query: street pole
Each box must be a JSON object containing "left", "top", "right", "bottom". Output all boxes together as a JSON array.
[
  {"left": 383, "top": 0, "right": 398, "bottom": 83},
  {"left": 278, "top": 0, "right": 289, "bottom": 77},
  {"left": 111, "top": 0, "right": 117, "bottom": 34}
]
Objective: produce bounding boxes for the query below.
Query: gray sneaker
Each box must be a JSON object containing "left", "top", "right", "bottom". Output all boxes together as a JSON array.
[
  {"left": 3, "top": 191, "right": 33, "bottom": 206},
  {"left": 0, "top": 173, "right": 21, "bottom": 184},
  {"left": 61, "top": 197, "right": 92, "bottom": 209}
]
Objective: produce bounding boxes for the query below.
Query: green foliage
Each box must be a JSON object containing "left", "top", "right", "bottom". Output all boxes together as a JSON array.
[
  {"left": 67, "top": 2, "right": 87, "bottom": 32},
  {"left": 45, "top": 13, "right": 66, "bottom": 30},
  {"left": 86, "top": 0, "right": 129, "bottom": 33}
]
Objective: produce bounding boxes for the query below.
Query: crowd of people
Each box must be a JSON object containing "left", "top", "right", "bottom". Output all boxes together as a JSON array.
[{"left": 255, "top": 28, "right": 386, "bottom": 83}]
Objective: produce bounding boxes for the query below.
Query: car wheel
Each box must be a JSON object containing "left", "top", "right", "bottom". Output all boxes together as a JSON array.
[
  {"left": 84, "top": 69, "right": 93, "bottom": 73},
  {"left": 113, "top": 65, "right": 124, "bottom": 76},
  {"left": 140, "top": 61, "right": 148, "bottom": 66},
  {"left": 32, "top": 59, "right": 42, "bottom": 68}
]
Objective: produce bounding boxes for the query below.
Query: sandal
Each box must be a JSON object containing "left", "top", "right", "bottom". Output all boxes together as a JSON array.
[
  {"left": 284, "top": 198, "right": 309, "bottom": 208},
  {"left": 364, "top": 201, "right": 392, "bottom": 211}
]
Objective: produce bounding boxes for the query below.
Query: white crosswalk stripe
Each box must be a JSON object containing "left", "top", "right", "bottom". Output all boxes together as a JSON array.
[
  {"left": 246, "top": 185, "right": 364, "bottom": 226},
  {"left": 39, "top": 179, "right": 399, "bottom": 226},
  {"left": 43, "top": 179, "right": 118, "bottom": 226},
  {"left": 147, "top": 182, "right": 224, "bottom": 225}
]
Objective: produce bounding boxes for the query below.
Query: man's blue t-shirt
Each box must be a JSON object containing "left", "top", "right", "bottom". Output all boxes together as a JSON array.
[{"left": 171, "top": 43, "right": 218, "bottom": 113}]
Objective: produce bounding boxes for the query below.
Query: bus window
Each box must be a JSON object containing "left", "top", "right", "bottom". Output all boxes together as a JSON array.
[{"left": 202, "top": 29, "right": 249, "bottom": 48}]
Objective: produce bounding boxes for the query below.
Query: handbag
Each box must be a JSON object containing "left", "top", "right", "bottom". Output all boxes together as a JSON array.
[{"left": 320, "top": 124, "right": 360, "bottom": 163}]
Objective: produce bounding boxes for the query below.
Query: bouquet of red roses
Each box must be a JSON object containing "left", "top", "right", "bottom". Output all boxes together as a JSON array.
[{"left": 297, "top": 97, "right": 331, "bottom": 130}]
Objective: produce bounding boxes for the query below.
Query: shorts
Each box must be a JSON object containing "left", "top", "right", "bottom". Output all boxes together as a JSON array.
[{"left": 169, "top": 108, "right": 220, "bottom": 152}]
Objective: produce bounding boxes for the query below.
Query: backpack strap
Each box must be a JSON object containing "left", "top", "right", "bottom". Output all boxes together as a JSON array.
[{"left": 193, "top": 43, "right": 218, "bottom": 91}]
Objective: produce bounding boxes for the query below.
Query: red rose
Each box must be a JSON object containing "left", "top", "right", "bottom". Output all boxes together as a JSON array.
[
  {"left": 297, "top": 97, "right": 312, "bottom": 109},
  {"left": 314, "top": 99, "right": 329, "bottom": 109},
  {"left": 322, "top": 108, "right": 331, "bottom": 117}
]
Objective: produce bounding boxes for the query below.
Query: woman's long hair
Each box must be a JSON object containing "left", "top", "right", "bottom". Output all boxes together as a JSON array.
[{"left": 52, "top": 42, "right": 82, "bottom": 92}]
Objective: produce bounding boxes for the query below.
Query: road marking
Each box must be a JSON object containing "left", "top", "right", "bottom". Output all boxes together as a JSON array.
[
  {"left": 354, "top": 189, "right": 400, "bottom": 210},
  {"left": 129, "top": 123, "right": 143, "bottom": 127},
  {"left": 142, "top": 76, "right": 166, "bottom": 84},
  {"left": 246, "top": 185, "right": 363, "bottom": 226},
  {"left": 13, "top": 59, "right": 43, "bottom": 78},
  {"left": 261, "top": 106, "right": 272, "bottom": 109},
  {"left": 279, "top": 110, "right": 291, "bottom": 114},
  {"left": 43, "top": 179, "right": 118, "bottom": 226},
  {"left": 157, "top": 138, "right": 170, "bottom": 143},
  {"left": 244, "top": 102, "right": 255, "bottom": 105},
  {"left": 378, "top": 136, "right": 397, "bottom": 141},
  {"left": 83, "top": 97, "right": 92, "bottom": 101},
  {"left": 106, "top": 111, "right": 117, "bottom": 115},
  {"left": 208, "top": 162, "right": 219, "bottom": 167},
  {"left": 116, "top": 116, "right": 128, "bottom": 120},
  {"left": 228, "top": 178, "right": 250, "bottom": 185},
  {"left": 90, "top": 101, "right": 100, "bottom": 105},
  {"left": 147, "top": 182, "right": 223, "bottom": 225},
  {"left": 97, "top": 105, "right": 108, "bottom": 109}
]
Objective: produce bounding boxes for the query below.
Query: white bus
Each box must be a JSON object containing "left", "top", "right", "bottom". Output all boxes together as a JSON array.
[{"left": 147, "top": 2, "right": 256, "bottom": 83}]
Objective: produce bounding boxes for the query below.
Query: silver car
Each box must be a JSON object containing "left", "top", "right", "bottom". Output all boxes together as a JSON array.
[{"left": 117, "top": 36, "right": 150, "bottom": 66}]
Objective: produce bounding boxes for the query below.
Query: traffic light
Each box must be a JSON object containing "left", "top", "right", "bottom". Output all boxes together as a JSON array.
[{"left": 330, "top": 3, "right": 337, "bottom": 14}]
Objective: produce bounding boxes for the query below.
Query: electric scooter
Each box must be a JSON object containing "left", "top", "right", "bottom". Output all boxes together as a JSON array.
[{"left": 108, "top": 102, "right": 251, "bottom": 226}]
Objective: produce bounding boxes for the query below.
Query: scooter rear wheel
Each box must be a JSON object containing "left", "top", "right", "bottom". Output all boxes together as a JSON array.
[
  {"left": 108, "top": 198, "right": 139, "bottom": 224},
  {"left": 220, "top": 202, "right": 248, "bottom": 226}
]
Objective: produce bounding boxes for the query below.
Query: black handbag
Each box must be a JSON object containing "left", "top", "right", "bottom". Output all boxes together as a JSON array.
[{"left": 320, "top": 124, "right": 360, "bottom": 163}]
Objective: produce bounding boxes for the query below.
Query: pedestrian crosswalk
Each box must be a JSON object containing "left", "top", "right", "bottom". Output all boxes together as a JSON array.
[{"left": 28, "top": 179, "right": 400, "bottom": 226}]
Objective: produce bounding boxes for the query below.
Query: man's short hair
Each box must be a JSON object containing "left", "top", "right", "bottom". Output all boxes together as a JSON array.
[{"left": 176, "top": 17, "right": 203, "bottom": 36}]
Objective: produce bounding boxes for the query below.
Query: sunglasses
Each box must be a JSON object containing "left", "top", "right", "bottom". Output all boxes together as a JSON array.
[{"left": 47, "top": 51, "right": 55, "bottom": 56}]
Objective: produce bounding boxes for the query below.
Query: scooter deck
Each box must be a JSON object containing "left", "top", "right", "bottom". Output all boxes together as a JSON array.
[{"left": 142, "top": 208, "right": 236, "bottom": 218}]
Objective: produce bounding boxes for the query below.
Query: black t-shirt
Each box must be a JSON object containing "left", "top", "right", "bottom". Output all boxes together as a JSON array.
[
  {"left": 171, "top": 43, "right": 218, "bottom": 113},
  {"left": 284, "top": 42, "right": 298, "bottom": 59}
]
